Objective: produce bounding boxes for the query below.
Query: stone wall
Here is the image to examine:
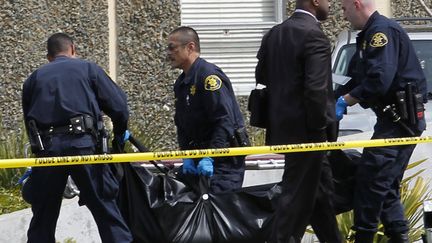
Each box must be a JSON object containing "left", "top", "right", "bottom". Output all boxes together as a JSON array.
[
  {"left": 392, "top": 0, "right": 431, "bottom": 17},
  {"left": 286, "top": 0, "right": 351, "bottom": 44},
  {"left": 1, "top": 0, "right": 431, "bottom": 150},
  {"left": 116, "top": 0, "right": 180, "bottom": 150},
  {"left": 0, "top": 0, "right": 109, "bottom": 139}
]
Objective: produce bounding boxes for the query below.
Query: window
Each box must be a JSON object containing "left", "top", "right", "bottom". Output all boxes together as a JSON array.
[
  {"left": 412, "top": 40, "right": 432, "bottom": 93},
  {"left": 333, "top": 44, "right": 356, "bottom": 76},
  {"left": 181, "top": 0, "right": 285, "bottom": 95}
]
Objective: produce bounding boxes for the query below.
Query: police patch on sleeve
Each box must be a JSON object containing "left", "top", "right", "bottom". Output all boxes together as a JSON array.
[
  {"left": 204, "top": 75, "right": 222, "bottom": 91},
  {"left": 370, "top": 32, "right": 388, "bottom": 48}
]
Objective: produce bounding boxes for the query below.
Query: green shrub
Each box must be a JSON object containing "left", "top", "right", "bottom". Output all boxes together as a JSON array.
[
  {"left": 57, "top": 238, "right": 76, "bottom": 243},
  {"left": 0, "top": 187, "right": 29, "bottom": 214},
  {"left": 0, "top": 120, "right": 27, "bottom": 188},
  {"left": 0, "top": 119, "right": 30, "bottom": 215}
]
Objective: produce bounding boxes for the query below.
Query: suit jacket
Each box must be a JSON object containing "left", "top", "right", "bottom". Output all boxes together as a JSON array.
[{"left": 255, "top": 12, "right": 337, "bottom": 145}]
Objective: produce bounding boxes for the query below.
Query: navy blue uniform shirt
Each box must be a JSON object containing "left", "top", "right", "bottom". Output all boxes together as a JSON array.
[
  {"left": 349, "top": 11, "right": 427, "bottom": 107},
  {"left": 22, "top": 55, "right": 128, "bottom": 135},
  {"left": 174, "top": 58, "right": 244, "bottom": 149}
]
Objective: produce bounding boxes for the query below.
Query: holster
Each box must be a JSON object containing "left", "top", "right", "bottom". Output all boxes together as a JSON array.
[
  {"left": 28, "top": 120, "right": 45, "bottom": 153},
  {"left": 230, "top": 127, "right": 251, "bottom": 147},
  {"left": 371, "top": 82, "right": 425, "bottom": 136},
  {"left": 395, "top": 82, "right": 425, "bottom": 126},
  {"left": 96, "top": 120, "right": 109, "bottom": 154}
]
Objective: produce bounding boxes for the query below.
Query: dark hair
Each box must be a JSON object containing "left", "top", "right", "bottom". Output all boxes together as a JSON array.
[
  {"left": 170, "top": 26, "right": 200, "bottom": 52},
  {"left": 47, "top": 33, "right": 74, "bottom": 57}
]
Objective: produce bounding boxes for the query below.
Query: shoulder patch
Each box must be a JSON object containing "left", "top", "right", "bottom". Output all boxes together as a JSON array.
[
  {"left": 204, "top": 75, "right": 222, "bottom": 91},
  {"left": 370, "top": 32, "right": 388, "bottom": 48}
]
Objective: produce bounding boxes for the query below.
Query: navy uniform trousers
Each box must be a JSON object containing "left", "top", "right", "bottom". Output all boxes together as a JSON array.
[
  {"left": 354, "top": 118, "right": 424, "bottom": 235},
  {"left": 22, "top": 133, "right": 132, "bottom": 243}
]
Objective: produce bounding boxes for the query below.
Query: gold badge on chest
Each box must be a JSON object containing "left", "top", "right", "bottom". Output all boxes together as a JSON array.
[{"left": 190, "top": 85, "right": 196, "bottom": 95}]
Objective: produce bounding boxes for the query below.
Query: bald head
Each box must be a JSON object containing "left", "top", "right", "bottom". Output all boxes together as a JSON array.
[
  {"left": 341, "top": 0, "right": 376, "bottom": 29},
  {"left": 349, "top": 0, "right": 375, "bottom": 9},
  {"left": 360, "top": 0, "right": 375, "bottom": 7}
]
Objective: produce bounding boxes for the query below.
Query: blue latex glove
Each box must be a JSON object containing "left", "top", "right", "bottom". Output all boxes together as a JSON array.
[
  {"left": 182, "top": 158, "right": 198, "bottom": 175},
  {"left": 123, "top": 130, "right": 131, "bottom": 142},
  {"left": 197, "top": 157, "right": 214, "bottom": 177},
  {"left": 112, "top": 130, "right": 130, "bottom": 153},
  {"left": 17, "top": 167, "right": 32, "bottom": 185},
  {"left": 336, "top": 96, "right": 348, "bottom": 121}
]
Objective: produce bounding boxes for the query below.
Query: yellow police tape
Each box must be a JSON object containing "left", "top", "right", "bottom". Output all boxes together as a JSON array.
[{"left": 0, "top": 136, "right": 431, "bottom": 169}]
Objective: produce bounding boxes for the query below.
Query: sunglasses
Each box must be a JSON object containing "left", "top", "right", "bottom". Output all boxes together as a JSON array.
[{"left": 166, "top": 42, "right": 189, "bottom": 51}]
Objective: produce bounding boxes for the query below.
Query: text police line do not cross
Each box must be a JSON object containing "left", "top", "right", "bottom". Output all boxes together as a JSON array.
[{"left": 0, "top": 136, "right": 431, "bottom": 169}]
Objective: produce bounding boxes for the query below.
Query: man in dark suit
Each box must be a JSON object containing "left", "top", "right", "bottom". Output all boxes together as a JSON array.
[{"left": 255, "top": 0, "right": 341, "bottom": 242}]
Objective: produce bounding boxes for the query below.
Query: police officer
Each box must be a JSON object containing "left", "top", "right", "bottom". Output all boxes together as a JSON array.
[
  {"left": 337, "top": 1, "right": 427, "bottom": 242},
  {"left": 167, "top": 26, "right": 247, "bottom": 193},
  {"left": 22, "top": 33, "right": 132, "bottom": 243}
]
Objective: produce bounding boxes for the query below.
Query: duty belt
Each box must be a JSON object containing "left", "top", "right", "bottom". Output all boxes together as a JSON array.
[
  {"left": 40, "top": 115, "right": 95, "bottom": 136},
  {"left": 41, "top": 124, "right": 76, "bottom": 136}
]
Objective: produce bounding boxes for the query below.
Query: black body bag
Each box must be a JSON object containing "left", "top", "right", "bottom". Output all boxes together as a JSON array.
[{"left": 116, "top": 136, "right": 361, "bottom": 242}]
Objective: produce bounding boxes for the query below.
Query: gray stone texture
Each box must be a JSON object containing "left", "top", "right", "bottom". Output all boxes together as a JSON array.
[
  {"left": 1, "top": 0, "right": 431, "bottom": 149},
  {"left": 116, "top": 0, "right": 180, "bottom": 150},
  {"left": 392, "top": 0, "right": 432, "bottom": 17},
  {"left": 0, "top": 0, "right": 109, "bottom": 139}
]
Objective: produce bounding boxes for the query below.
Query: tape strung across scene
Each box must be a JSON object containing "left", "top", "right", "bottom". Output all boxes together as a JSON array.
[{"left": 0, "top": 136, "right": 431, "bottom": 169}]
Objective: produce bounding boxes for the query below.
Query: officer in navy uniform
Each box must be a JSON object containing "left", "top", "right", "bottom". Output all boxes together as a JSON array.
[
  {"left": 167, "top": 26, "right": 247, "bottom": 193},
  {"left": 337, "top": 1, "right": 427, "bottom": 242},
  {"left": 22, "top": 33, "right": 132, "bottom": 243}
]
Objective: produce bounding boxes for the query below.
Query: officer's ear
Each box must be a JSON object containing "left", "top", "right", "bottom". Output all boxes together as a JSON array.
[
  {"left": 186, "top": 41, "right": 197, "bottom": 53},
  {"left": 70, "top": 44, "right": 76, "bottom": 57},
  {"left": 353, "top": 0, "right": 362, "bottom": 9}
]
